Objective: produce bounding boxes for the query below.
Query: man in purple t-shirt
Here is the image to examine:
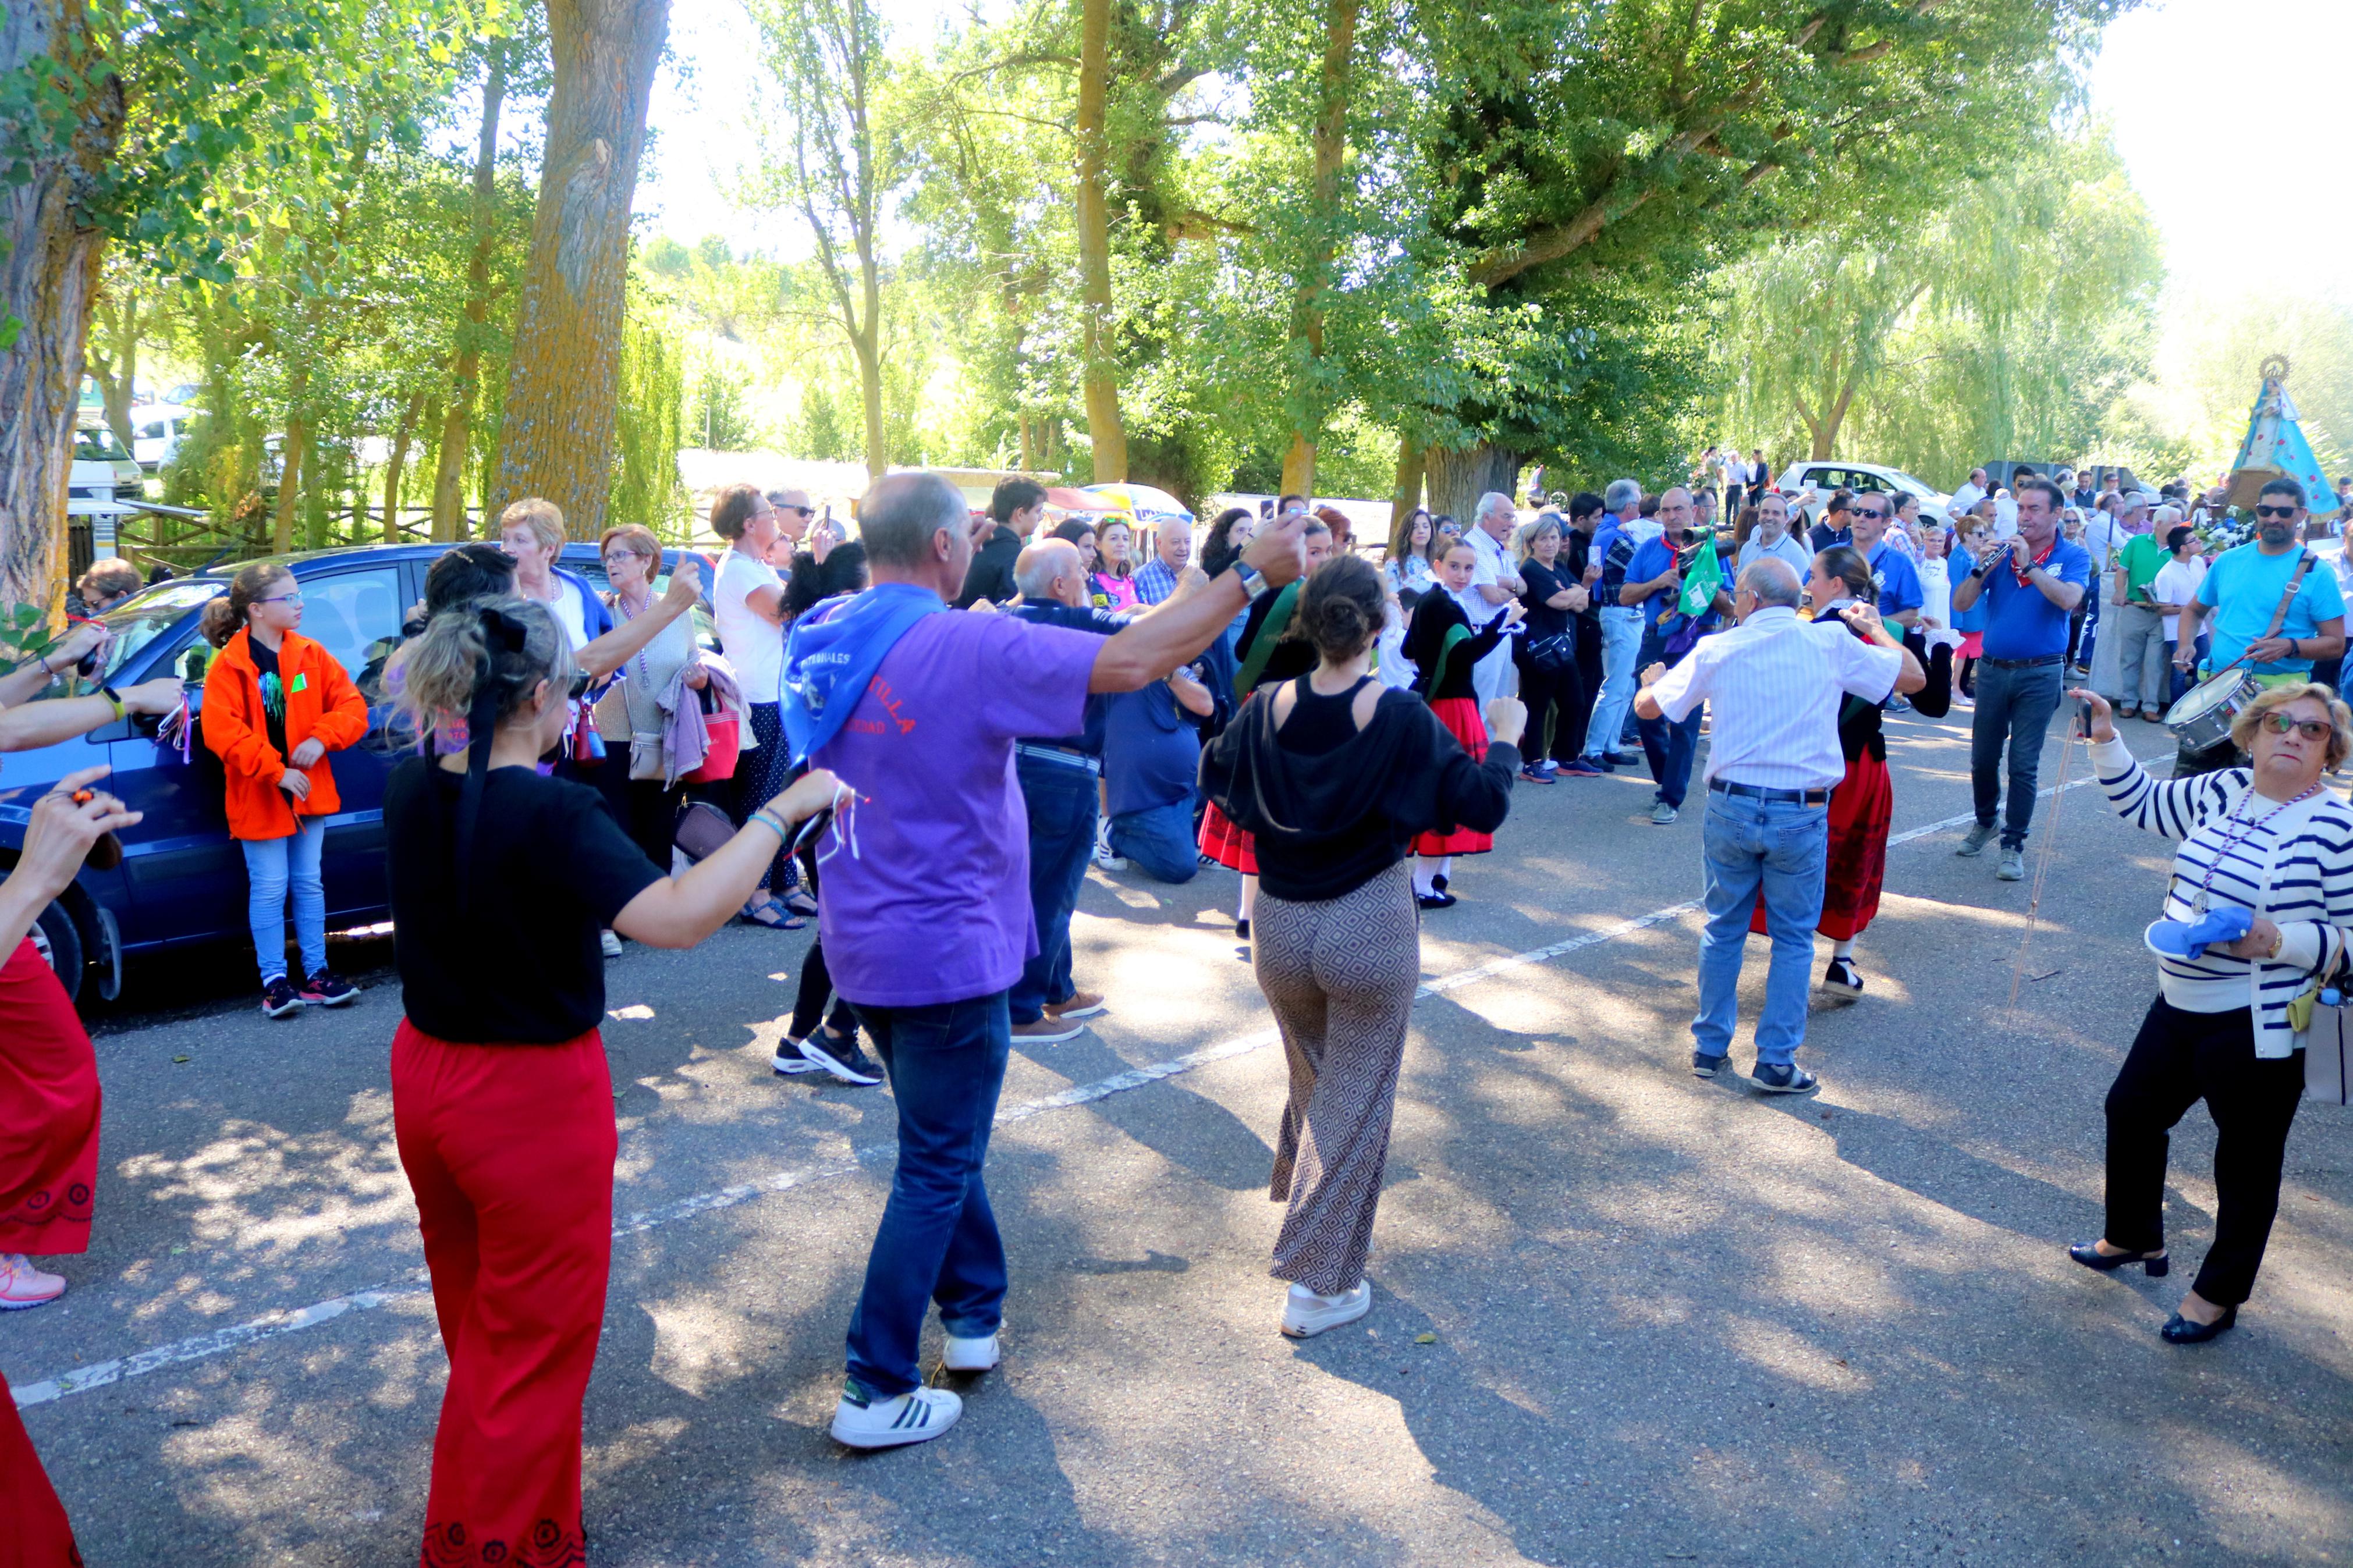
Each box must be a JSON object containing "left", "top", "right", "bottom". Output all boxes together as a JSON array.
[{"left": 814, "top": 471, "right": 1308, "bottom": 1449}]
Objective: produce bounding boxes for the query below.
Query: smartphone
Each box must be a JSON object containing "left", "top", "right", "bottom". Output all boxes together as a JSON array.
[
  {"left": 790, "top": 807, "right": 834, "bottom": 855},
  {"left": 2077, "top": 698, "right": 2096, "bottom": 738}
]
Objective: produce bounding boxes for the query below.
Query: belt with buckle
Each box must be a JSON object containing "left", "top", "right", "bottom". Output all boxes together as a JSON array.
[
  {"left": 1981, "top": 655, "right": 2064, "bottom": 669},
  {"left": 1709, "top": 778, "right": 1829, "bottom": 806}
]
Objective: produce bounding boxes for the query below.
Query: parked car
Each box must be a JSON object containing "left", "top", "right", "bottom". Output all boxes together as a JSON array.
[
  {"left": 73, "top": 424, "right": 144, "bottom": 498},
  {"left": 1770, "top": 460, "right": 1949, "bottom": 525},
  {"left": 0, "top": 539, "right": 715, "bottom": 1002},
  {"left": 127, "top": 401, "right": 198, "bottom": 471}
]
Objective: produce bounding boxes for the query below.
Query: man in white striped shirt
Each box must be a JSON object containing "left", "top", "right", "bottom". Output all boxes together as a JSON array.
[{"left": 1636, "top": 559, "right": 1923, "bottom": 1091}]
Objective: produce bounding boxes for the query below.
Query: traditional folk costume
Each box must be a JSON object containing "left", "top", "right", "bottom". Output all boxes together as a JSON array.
[
  {"left": 0, "top": 937, "right": 98, "bottom": 1565},
  {"left": 1401, "top": 589, "right": 1513, "bottom": 858},
  {"left": 1197, "top": 582, "right": 1315, "bottom": 874}
]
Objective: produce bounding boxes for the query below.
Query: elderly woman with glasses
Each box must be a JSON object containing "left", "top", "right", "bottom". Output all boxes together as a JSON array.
[{"left": 2065, "top": 680, "right": 2353, "bottom": 1343}]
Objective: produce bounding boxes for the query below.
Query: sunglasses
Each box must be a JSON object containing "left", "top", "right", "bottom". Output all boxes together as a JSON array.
[
  {"left": 2255, "top": 504, "right": 2299, "bottom": 518},
  {"left": 2260, "top": 712, "right": 2333, "bottom": 741},
  {"left": 566, "top": 670, "right": 592, "bottom": 701},
  {"left": 1852, "top": 508, "right": 1887, "bottom": 521},
  {"left": 781, "top": 504, "right": 814, "bottom": 517}
]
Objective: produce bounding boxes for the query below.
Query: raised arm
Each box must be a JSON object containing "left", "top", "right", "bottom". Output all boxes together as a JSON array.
[
  {"left": 1089, "top": 515, "right": 1307, "bottom": 693},
  {"left": 577, "top": 558, "right": 702, "bottom": 680},
  {"left": 2075, "top": 690, "right": 2219, "bottom": 837}
]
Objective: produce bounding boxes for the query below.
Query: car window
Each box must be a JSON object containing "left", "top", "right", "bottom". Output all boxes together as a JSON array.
[
  {"left": 296, "top": 567, "right": 406, "bottom": 696},
  {"left": 73, "top": 428, "right": 132, "bottom": 463},
  {"left": 79, "top": 582, "right": 220, "bottom": 687}
]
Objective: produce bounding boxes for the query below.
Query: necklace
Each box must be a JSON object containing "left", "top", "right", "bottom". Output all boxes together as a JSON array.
[{"left": 2188, "top": 780, "right": 2322, "bottom": 914}]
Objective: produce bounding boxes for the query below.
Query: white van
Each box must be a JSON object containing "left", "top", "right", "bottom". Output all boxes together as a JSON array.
[{"left": 127, "top": 401, "right": 197, "bottom": 471}]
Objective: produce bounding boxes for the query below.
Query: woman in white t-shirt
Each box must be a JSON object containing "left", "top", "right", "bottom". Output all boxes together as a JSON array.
[
  {"left": 2149, "top": 524, "right": 2209, "bottom": 709},
  {"left": 499, "top": 498, "right": 608, "bottom": 654},
  {"left": 709, "top": 482, "right": 803, "bottom": 929}
]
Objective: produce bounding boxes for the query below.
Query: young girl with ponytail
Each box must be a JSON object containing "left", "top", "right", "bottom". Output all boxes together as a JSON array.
[
  {"left": 200, "top": 563, "right": 369, "bottom": 1017},
  {"left": 381, "top": 596, "right": 838, "bottom": 1566}
]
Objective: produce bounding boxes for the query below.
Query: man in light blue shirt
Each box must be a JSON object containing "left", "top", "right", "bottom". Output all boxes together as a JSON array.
[
  {"left": 1849, "top": 491, "right": 1923, "bottom": 627},
  {"left": 2177, "top": 478, "right": 2345, "bottom": 684},
  {"left": 1736, "top": 492, "right": 1813, "bottom": 581}
]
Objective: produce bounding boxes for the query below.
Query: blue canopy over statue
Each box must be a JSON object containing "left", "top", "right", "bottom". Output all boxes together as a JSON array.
[{"left": 2226, "top": 356, "right": 2340, "bottom": 517}]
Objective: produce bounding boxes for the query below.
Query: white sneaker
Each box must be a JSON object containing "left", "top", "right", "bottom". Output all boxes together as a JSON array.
[
  {"left": 0, "top": 1254, "right": 66, "bottom": 1310},
  {"left": 599, "top": 929, "right": 623, "bottom": 959},
  {"left": 1280, "top": 1280, "right": 1371, "bottom": 1338},
  {"left": 1092, "top": 822, "right": 1128, "bottom": 871},
  {"left": 831, "top": 1384, "right": 963, "bottom": 1449},
  {"left": 942, "top": 1331, "right": 1000, "bottom": 1373}
]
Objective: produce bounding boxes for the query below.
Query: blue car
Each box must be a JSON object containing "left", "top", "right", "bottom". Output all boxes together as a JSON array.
[{"left": 0, "top": 541, "right": 715, "bottom": 1002}]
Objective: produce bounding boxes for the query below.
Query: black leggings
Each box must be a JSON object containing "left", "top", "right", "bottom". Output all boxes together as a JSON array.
[
  {"left": 1517, "top": 653, "right": 1588, "bottom": 766},
  {"left": 787, "top": 844, "right": 857, "bottom": 1043},
  {"left": 2104, "top": 997, "right": 2306, "bottom": 1307},
  {"left": 593, "top": 765, "right": 682, "bottom": 869}
]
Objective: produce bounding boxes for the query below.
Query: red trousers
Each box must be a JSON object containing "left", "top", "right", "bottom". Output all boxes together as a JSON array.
[
  {"left": 0, "top": 940, "right": 100, "bottom": 1256},
  {"left": 0, "top": 1367, "right": 80, "bottom": 1567},
  {"left": 393, "top": 1021, "right": 615, "bottom": 1568}
]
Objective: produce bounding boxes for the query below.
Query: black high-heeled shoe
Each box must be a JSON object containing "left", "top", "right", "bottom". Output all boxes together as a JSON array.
[
  {"left": 2160, "top": 1304, "right": 2237, "bottom": 1344},
  {"left": 2067, "top": 1242, "right": 2169, "bottom": 1277}
]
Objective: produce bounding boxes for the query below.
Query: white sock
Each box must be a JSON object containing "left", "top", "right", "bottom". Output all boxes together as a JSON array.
[
  {"left": 1832, "top": 938, "right": 1855, "bottom": 962},
  {"left": 1436, "top": 856, "right": 1453, "bottom": 884},
  {"left": 1412, "top": 868, "right": 1435, "bottom": 896}
]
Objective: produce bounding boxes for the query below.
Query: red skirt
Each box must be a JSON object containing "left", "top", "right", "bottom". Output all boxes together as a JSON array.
[
  {"left": 1751, "top": 749, "right": 1893, "bottom": 941},
  {"left": 0, "top": 940, "right": 100, "bottom": 1256},
  {"left": 1412, "top": 697, "right": 1494, "bottom": 856},
  {"left": 0, "top": 1364, "right": 80, "bottom": 1565},
  {"left": 1198, "top": 799, "right": 1258, "bottom": 874},
  {"left": 1957, "top": 631, "right": 1983, "bottom": 659}
]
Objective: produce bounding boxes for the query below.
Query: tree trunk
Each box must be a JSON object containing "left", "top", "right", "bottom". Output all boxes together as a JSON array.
[
  {"left": 432, "top": 38, "right": 509, "bottom": 542},
  {"left": 1074, "top": 0, "right": 1125, "bottom": 481},
  {"left": 0, "top": 1, "right": 124, "bottom": 618},
  {"left": 1424, "top": 442, "right": 1521, "bottom": 524},
  {"left": 91, "top": 284, "right": 138, "bottom": 447},
  {"left": 382, "top": 389, "right": 424, "bottom": 543},
  {"left": 271, "top": 384, "right": 310, "bottom": 553},
  {"left": 854, "top": 336, "right": 885, "bottom": 482},
  {"left": 1279, "top": 0, "right": 1360, "bottom": 505},
  {"left": 1389, "top": 432, "right": 1425, "bottom": 536},
  {"left": 489, "top": 0, "right": 670, "bottom": 536}
]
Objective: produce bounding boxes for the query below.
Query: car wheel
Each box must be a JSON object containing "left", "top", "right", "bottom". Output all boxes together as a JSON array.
[{"left": 26, "top": 898, "right": 84, "bottom": 1003}]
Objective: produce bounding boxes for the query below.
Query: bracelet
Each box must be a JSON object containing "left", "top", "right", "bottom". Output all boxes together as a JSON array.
[
  {"left": 748, "top": 809, "right": 790, "bottom": 843},
  {"left": 101, "top": 685, "right": 124, "bottom": 722}
]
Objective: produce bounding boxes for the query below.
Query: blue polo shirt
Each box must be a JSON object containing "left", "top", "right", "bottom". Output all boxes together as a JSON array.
[
  {"left": 2195, "top": 543, "right": 2347, "bottom": 676},
  {"left": 1975, "top": 539, "right": 2092, "bottom": 660},
  {"left": 1625, "top": 537, "right": 1683, "bottom": 627},
  {"left": 1867, "top": 540, "right": 1924, "bottom": 618},
  {"left": 1593, "top": 513, "right": 1639, "bottom": 600}
]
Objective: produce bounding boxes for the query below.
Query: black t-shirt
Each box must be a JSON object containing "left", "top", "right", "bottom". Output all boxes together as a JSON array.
[
  {"left": 384, "top": 758, "right": 665, "bottom": 1043},
  {"left": 249, "top": 638, "right": 289, "bottom": 758},
  {"left": 1520, "top": 561, "right": 1575, "bottom": 639}
]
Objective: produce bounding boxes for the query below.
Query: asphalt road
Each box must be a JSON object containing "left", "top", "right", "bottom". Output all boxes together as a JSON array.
[{"left": 12, "top": 704, "right": 2351, "bottom": 1567}]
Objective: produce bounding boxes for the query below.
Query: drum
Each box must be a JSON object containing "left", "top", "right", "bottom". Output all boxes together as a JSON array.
[{"left": 2164, "top": 666, "right": 2256, "bottom": 752}]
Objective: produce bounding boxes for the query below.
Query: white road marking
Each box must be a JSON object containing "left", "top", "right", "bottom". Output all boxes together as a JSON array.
[{"left": 12, "top": 762, "right": 2125, "bottom": 1411}]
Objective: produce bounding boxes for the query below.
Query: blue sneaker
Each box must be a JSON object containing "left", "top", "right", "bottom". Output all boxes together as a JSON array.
[
  {"left": 1692, "top": 1050, "right": 1729, "bottom": 1079},
  {"left": 1557, "top": 757, "right": 1604, "bottom": 777},
  {"left": 1751, "top": 1062, "right": 1819, "bottom": 1094}
]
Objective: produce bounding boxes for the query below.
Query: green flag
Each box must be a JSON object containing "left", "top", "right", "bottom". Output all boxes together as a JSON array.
[{"left": 1678, "top": 535, "right": 1723, "bottom": 618}]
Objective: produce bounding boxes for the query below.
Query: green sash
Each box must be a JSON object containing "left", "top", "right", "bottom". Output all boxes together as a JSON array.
[
  {"left": 1416, "top": 623, "right": 1474, "bottom": 701},
  {"left": 1233, "top": 580, "right": 1303, "bottom": 703}
]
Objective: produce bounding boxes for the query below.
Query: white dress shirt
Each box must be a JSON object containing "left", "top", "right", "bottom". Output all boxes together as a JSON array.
[
  {"left": 1648, "top": 606, "right": 1903, "bottom": 791},
  {"left": 1464, "top": 524, "right": 1518, "bottom": 699}
]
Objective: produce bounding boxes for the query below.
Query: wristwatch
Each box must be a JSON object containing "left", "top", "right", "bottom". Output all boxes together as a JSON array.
[{"left": 1234, "top": 563, "right": 1272, "bottom": 602}]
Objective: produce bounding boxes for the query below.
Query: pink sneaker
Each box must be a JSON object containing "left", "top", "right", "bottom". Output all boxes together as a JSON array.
[{"left": 0, "top": 1254, "right": 66, "bottom": 1310}]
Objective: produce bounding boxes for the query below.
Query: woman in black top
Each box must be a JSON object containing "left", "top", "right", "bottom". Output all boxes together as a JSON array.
[
  {"left": 1198, "top": 517, "right": 1333, "bottom": 938},
  {"left": 1514, "top": 513, "right": 1597, "bottom": 781},
  {"left": 1202, "top": 554, "right": 1521, "bottom": 1340},
  {"left": 382, "top": 598, "right": 837, "bottom": 1566},
  {"left": 1401, "top": 542, "right": 1524, "bottom": 909}
]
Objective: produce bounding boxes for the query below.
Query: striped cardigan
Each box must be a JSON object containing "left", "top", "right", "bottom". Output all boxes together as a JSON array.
[{"left": 2094, "top": 735, "right": 2353, "bottom": 1058}]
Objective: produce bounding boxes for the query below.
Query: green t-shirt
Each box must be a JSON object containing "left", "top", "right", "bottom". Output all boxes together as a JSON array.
[{"left": 2118, "top": 532, "right": 2169, "bottom": 605}]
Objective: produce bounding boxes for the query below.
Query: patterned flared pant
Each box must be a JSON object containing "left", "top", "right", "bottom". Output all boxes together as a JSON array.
[{"left": 1254, "top": 860, "right": 1422, "bottom": 1296}]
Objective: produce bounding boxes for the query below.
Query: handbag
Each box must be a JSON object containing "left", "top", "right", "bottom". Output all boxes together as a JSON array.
[
  {"left": 683, "top": 681, "right": 741, "bottom": 784},
  {"left": 1522, "top": 632, "right": 1577, "bottom": 673},
  {"left": 2299, "top": 946, "right": 2353, "bottom": 1106},
  {"left": 672, "top": 800, "right": 737, "bottom": 864}
]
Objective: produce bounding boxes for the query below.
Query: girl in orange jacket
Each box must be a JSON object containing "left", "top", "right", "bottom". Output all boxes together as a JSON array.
[{"left": 200, "top": 563, "right": 369, "bottom": 1017}]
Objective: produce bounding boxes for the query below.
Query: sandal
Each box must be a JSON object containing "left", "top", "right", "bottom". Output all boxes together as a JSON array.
[
  {"left": 741, "top": 897, "right": 806, "bottom": 930},
  {"left": 783, "top": 888, "right": 819, "bottom": 918}
]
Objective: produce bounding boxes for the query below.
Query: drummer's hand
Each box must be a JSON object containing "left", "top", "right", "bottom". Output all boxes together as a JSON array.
[
  {"left": 2067, "top": 687, "right": 2116, "bottom": 744},
  {"left": 2246, "top": 635, "right": 2295, "bottom": 664},
  {"left": 2210, "top": 915, "right": 2284, "bottom": 962},
  {"left": 2173, "top": 642, "right": 2198, "bottom": 671}
]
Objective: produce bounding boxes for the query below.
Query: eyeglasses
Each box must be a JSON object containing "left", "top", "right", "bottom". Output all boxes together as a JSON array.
[
  {"left": 2260, "top": 712, "right": 2333, "bottom": 741},
  {"left": 2255, "top": 504, "right": 2299, "bottom": 518},
  {"left": 254, "top": 592, "right": 304, "bottom": 607},
  {"left": 1852, "top": 508, "right": 1886, "bottom": 521}
]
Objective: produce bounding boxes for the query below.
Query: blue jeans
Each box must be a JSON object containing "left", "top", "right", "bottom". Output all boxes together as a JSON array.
[
  {"left": 1584, "top": 607, "right": 1644, "bottom": 759},
  {"left": 1635, "top": 627, "right": 1702, "bottom": 809},
  {"left": 1010, "top": 752, "right": 1096, "bottom": 1024},
  {"left": 1694, "top": 794, "right": 1828, "bottom": 1066},
  {"left": 242, "top": 818, "right": 327, "bottom": 984},
  {"left": 843, "top": 992, "right": 1012, "bottom": 1398},
  {"left": 1969, "top": 659, "right": 2064, "bottom": 849},
  {"left": 1109, "top": 800, "right": 1199, "bottom": 884}
]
